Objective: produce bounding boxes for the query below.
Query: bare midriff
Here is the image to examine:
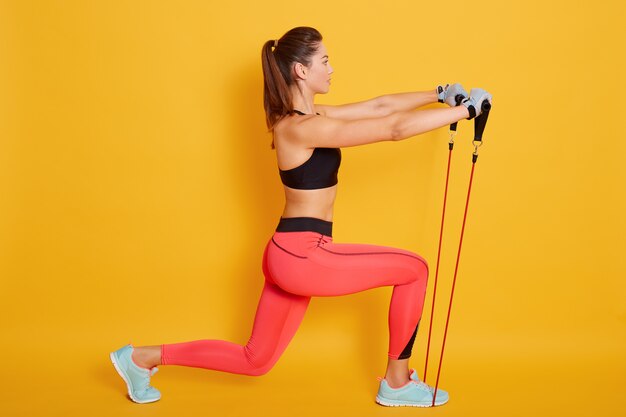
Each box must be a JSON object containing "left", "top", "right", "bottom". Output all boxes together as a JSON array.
[{"left": 281, "top": 185, "right": 337, "bottom": 222}]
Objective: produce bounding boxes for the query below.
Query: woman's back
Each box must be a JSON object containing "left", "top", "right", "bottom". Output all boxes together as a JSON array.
[{"left": 274, "top": 110, "right": 338, "bottom": 222}]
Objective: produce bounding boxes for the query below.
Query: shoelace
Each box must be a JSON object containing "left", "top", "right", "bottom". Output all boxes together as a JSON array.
[
  {"left": 140, "top": 367, "right": 158, "bottom": 391},
  {"left": 375, "top": 375, "right": 433, "bottom": 392},
  {"left": 412, "top": 379, "right": 435, "bottom": 394}
]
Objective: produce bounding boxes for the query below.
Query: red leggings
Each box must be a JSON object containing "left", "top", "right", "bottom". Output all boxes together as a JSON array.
[{"left": 160, "top": 217, "right": 428, "bottom": 376}]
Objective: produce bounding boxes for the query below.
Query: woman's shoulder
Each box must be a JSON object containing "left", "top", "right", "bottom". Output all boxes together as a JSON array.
[
  {"left": 274, "top": 121, "right": 317, "bottom": 171},
  {"left": 274, "top": 112, "right": 315, "bottom": 143}
]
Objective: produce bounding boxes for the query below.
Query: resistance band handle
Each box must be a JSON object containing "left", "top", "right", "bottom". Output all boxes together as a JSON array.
[
  {"left": 471, "top": 100, "right": 492, "bottom": 163},
  {"left": 473, "top": 100, "right": 491, "bottom": 142},
  {"left": 449, "top": 94, "right": 466, "bottom": 133}
]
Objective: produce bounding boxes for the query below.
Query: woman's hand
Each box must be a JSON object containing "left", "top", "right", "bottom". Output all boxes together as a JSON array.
[
  {"left": 461, "top": 88, "right": 493, "bottom": 119},
  {"left": 437, "top": 83, "right": 469, "bottom": 106}
]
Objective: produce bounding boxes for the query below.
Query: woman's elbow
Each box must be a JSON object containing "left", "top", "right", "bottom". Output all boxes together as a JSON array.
[
  {"left": 390, "top": 128, "right": 402, "bottom": 141},
  {"left": 388, "top": 113, "right": 404, "bottom": 141},
  {"left": 375, "top": 95, "right": 391, "bottom": 117}
]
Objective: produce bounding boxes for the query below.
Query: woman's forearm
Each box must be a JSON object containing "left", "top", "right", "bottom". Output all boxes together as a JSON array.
[
  {"left": 378, "top": 88, "right": 439, "bottom": 114},
  {"left": 391, "top": 106, "right": 470, "bottom": 141}
]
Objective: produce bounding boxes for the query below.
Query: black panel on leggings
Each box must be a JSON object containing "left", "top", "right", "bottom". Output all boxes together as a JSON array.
[{"left": 398, "top": 320, "right": 420, "bottom": 360}]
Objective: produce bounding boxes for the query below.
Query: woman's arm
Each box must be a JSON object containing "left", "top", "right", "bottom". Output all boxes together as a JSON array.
[
  {"left": 316, "top": 87, "right": 439, "bottom": 120},
  {"left": 391, "top": 106, "right": 469, "bottom": 140},
  {"left": 377, "top": 88, "right": 439, "bottom": 115},
  {"left": 286, "top": 105, "right": 470, "bottom": 149}
]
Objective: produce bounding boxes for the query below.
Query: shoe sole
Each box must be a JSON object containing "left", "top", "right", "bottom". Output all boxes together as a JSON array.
[
  {"left": 375, "top": 395, "right": 448, "bottom": 407},
  {"left": 110, "top": 351, "right": 160, "bottom": 404}
]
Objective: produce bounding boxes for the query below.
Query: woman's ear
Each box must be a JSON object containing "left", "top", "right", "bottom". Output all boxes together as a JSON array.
[{"left": 293, "top": 62, "right": 307, "bottom": 80}]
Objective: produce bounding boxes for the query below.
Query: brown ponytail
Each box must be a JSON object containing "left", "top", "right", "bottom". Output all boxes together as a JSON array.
[{"left": 261, "top": 27, "right": 323, "bottom": 149}]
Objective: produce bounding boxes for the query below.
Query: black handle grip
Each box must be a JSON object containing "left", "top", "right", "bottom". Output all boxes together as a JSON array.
[
  {"left": 450, "top": 94, "right": 466, "bottom": 132},
  {"left": 473, "top": 100, "right": 491, "bottom": 142}
]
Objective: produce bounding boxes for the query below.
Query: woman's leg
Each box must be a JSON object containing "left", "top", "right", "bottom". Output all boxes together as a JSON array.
[
  {"left": 159, "top": 280, "right": 310, "bottom": 375},
  {"left": 133, "top": 224, "right": 427, "bottom": 383},
  {"left": 152, "top": 241, "right": 311, "bottom": 376},
  {"left": 267, "top": 230, "right": 428, "bottom": 387}
]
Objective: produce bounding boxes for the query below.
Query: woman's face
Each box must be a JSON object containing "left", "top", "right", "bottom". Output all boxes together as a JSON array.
[{"left": 303, "top": 42, "right": 334, "bottom": 94}]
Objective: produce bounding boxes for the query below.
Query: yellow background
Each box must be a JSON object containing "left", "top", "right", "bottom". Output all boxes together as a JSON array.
[{"left": 1, "top": 0, "right": 624, "bottom": 416}]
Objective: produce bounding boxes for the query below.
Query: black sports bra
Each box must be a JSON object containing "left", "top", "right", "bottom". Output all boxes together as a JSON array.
[{"left": 278, "top": 109, "right": 342, "bottom": 190}]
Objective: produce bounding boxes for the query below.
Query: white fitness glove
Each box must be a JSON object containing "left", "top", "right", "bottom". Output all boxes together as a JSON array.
[
  {"left": 437, "top": 83, "right": 469, "bottom": 107},
  {"left": 461, "top": 88, "right": 493, "bottom": 119}
]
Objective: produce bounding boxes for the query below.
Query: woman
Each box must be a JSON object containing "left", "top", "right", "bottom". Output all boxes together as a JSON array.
[{"left": 110, "top": 26, "right": 492, "bottom": 407}]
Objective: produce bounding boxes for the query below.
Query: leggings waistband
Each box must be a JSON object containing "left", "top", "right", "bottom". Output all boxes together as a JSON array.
[{"left": 276, "top": 217, "right": 333, "bottom": 237}]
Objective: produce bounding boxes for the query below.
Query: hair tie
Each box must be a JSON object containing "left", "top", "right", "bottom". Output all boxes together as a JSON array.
[{"left": 273, "top": 39, "right": 278, "bottom": 48}]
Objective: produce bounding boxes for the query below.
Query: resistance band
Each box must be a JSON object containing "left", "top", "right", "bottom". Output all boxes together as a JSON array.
[
  {"left": 423, "top": 93, "right": 465, "bottom": 382},
  {"left": 422, "top": 99, "right": 492, "bottom": 406}
]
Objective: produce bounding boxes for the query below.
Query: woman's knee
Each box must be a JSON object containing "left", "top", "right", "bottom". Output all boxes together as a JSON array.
[
  {"left": 242, "top": 356, "right": 276, "bottom": 376},
  {"left": 405, "top": 253, "right": 429, "bottom": 281},
  {"left": 243, "top": 344, "right": 278, "bottom": 376},
  {"left": 244, "top": 363, "right": 273, "bottom": 376}
]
